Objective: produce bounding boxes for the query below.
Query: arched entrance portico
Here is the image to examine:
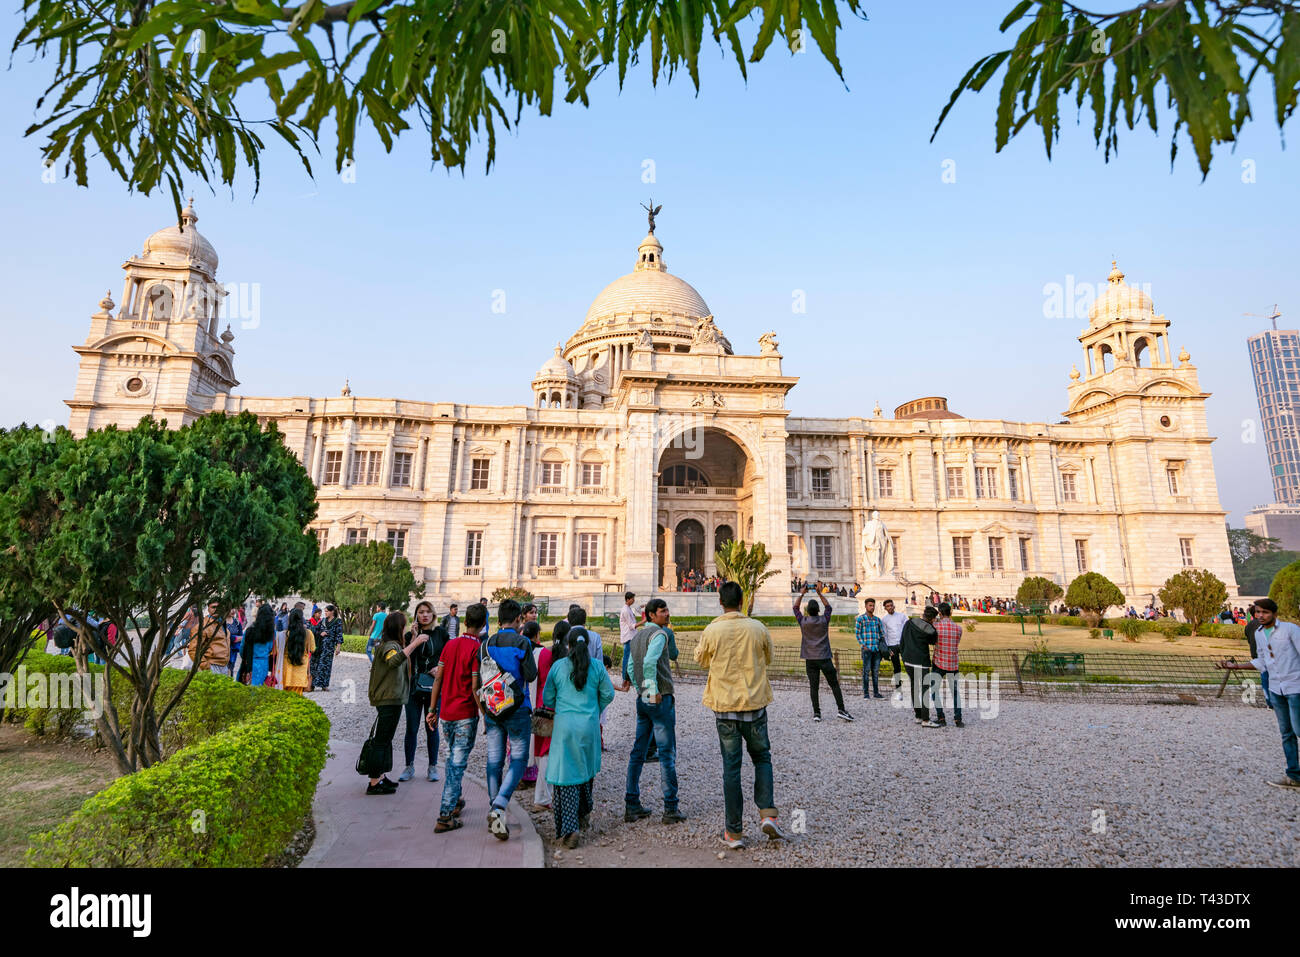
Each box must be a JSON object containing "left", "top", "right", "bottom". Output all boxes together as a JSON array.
[{"left": 654, "top": 427, "right": 759, "bottom": 589}]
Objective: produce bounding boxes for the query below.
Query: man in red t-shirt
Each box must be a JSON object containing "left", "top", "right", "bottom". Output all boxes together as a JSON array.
[{"left": 427, "top": 603, "right": 486, "bottom": 832}]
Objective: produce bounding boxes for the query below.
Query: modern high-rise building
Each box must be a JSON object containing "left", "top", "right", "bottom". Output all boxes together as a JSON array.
[{"left": 1247, "top": 327, "right": 1300, "bottom": 504}]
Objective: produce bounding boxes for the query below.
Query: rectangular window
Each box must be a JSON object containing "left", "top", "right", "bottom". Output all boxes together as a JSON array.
[
  {"left": 811, "top": 468, "right": 832, "bottom": 496},
  {"left": 1167, "top": 468, "right": 1180, "bottom": 495},
  {"left": 391, "top": 452, "right": 413, "bottom": 488},
  {"left": 878, "top": 468, "right": 894, "bottom": 497},
  {"left": 1180, "top": 537, "right": 1194, "bottom": 567},
  {"left": 890, "top": 535, "right": 901, "bottom": 569},
  {"left": 350, "top": 450, "right": 382, "bottom": 486},
  {"left": 581, "top": 463, "right": 602, "bottom": 487},
  {"left": 1019, "top": 537, "right": 1030, "bottom": 571},
  {"left": 578, "top": 532, "right": 599, "bottom": 568},
  {"left": 315, "top": 529, "right": 328, "bottom": 553},
  {"left": 988, "top": 537, "right": 1005, "bottom": 571},
  {"left": 537, "top": 532, "right": 558, "bottom": 567},
  {"left": 539, "top": 462, "right": 563, "bottom": 487},
  {"left": 345, "top": 528, "right": 369, "bottom": 546},
  {"left": 470, "top": 458, "right": 490, "bottom": 491},
  {"left": 386, "top": 529, "right": 406, "bottom": 557},
  {"left": 1061, "top": 472, "right": 1078, "bottom": 503},
  {"left": 975, "top": 467, "right": 986, "bottom": 499},
  {"left": 813, "top": 535, "right": 834, "bottom": 570},
  {"left": 946, "top": 468, "right": 965, "bottom": 498},
  {"left": 1008, "top": 469, "right": 1019, "bottom": 501},
  {"left": 1075, "top": 539, "right": 1088, "bottom": 573},
  {"left": 952, "top": 536, "right": 971, "bottom": 571},
  {"left": 322, "top": 451, "right": 342, "bottom": 485},
  {"left": 465, "top": 531, "right": 483, "bottom": 568},
  {"left": 786, "top": 467, "right": 797, "bottom": 493}
]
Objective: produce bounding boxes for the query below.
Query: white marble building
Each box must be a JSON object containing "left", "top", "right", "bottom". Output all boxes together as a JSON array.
[{"left": 66, "top": 204, "right": 1238, "bottom": 611}]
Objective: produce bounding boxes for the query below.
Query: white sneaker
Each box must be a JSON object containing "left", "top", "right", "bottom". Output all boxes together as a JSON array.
[
  {"left": 488, "top": 807, "right": 510, "bottom": 840},
  {"left": 922, "top": 720, "right": 941, "bottom": 728},
  {"left": 397, "top": 765, "right": 415, "bottom": 782}
]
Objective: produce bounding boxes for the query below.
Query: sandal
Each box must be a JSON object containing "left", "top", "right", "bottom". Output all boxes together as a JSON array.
[
  {"left": 453, "top": 797, "right": 466, "bottom": 818},
  {"left": 434, "top": 816, "right": 463, "bottom": 833}
]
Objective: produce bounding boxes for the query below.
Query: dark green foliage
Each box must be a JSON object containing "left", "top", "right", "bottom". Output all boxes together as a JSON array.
[
  {"left": 14, "top": 0, "right": 866, "bottom": 211},
  {"left": 1064, "top": 572, "right": 1126, "bottom": 626},
  {"left": 933, "top": 2, "right": 1300, "bottom": 177},
  {"left": 1269, "top": 559, "right": 1300, "bottom": 620},
  {"left": 1158, "top": 568, "right": 1228, "bottom": 635},
  {"left": 1016, "top": 575, "right": 1063, "bottom": 606},
  {"left": 21, "top": 653, "right": 328, "bottom": 867},
  {"left": 308, "top": 541, "right": 422, "bottom": 633},
  {"left": 0, "top": 413, "right": 319, "bottom": 773},
  {"left": 1236, "top": 549, "right": 1300, "bottom": 596}
]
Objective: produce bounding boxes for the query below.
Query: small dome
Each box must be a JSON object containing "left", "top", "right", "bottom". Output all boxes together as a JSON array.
[
  {"left": 534, "top": 345, "right": 577, "bottom": 382},
  {"left": 1089, "top": 259, "right": 1152, "bottom": 325},
  {"left": 140, "top": 199, "right": 219, "bottom": 273}
]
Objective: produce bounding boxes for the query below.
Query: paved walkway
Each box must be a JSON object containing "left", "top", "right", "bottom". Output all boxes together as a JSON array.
[{"left": 301, "top": 737, "right": 544, "bottom": 869}]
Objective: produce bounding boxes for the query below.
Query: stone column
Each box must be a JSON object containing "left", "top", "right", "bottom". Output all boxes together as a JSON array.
[
  {"left": 381, "top": 429, "right": 395, "bottom": 489},
  {"left": 416, "top": 434, "right": 429, "bottom": 490},
  {"left": 624, "top": 411, "right": 659, "bottom": 593},
  {"left": 311, "top": 424, "right": 326, "bottom": 484},
  {"left": 341, "top": 419, "right": 354, "bottom": 489}
]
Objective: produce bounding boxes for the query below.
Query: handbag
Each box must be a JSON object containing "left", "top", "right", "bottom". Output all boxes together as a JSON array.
[
  {"left": 477, "top": 637, "right": 522, "bottom": 721},
  {"left": 531, "top": 706, "right": 555, "bottom": 737},
  {"left": 415, "top": 670, "right": 436, "bottom": 694},
  {"left": 355, "top": 716, "right": 381, "bottom": 776}
]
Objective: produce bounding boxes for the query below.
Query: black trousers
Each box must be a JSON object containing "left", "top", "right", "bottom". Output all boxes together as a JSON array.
[
  {"left": 366, "top": 703, "right": 404, "bottom": 778},
  {"left": 804, "top": 658, "right": 845, "bottom": 716},
  {"left": 906, "top": 664, "right": 931, "bottom": 720},
  {"left": 886, "top": 646, "right": 903, "bottom": 685}
]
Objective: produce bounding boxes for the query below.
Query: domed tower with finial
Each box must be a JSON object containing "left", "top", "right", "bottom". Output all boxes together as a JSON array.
[
  {"left": 532, "top": 344, "right": 579, "bottom": 408},
  {"left": 66, "top": 199, "right": 239, "bottom": 436}
]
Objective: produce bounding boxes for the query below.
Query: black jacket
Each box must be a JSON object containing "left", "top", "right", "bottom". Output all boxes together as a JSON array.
[{"left": 900, "top": 617, "right": 937, "bottom": 667}]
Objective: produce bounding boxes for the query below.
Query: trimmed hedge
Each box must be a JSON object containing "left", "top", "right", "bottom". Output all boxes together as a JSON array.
[{"left": 14, "top": 652, "right": 328, "bottom": 868}]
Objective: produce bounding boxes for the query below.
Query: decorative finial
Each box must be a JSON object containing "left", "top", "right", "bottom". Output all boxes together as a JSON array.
[
  {"left": 181, "top": 196, "right": 198, "bottom": 228},
  {"left": 555, "top": 342, "right": 563, "bottom": 357},
  {"left": 221, "top": 324, "right": 235, "bottom": 344},
  {"left": 98, "top": 290, "right": 115, "bottom": 313},
  {"left": 1178, "top": 346, "right": 1190, "bottom": 365},
  {"left": 341, "top": 378, "right": 352, "bottom": 397},
  {"left": 1069, "top": 364, "right": 1081, "bottom": 381},
  {"left": 1107, "top": 259, "right": 1124, "bottom": 284},
  {"left": 872, "top": 401, "right": 882, "bottom": 418},
  {"left": 640, "top": 198, "right": 662, "bottom": 234}
]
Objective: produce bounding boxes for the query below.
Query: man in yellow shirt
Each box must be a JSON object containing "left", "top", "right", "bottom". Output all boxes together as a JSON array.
[{"left": 695, "top": 581, "right": 788, "bottom": 849}]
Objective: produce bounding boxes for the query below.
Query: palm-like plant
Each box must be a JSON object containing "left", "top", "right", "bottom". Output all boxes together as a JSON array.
[{"left": 714, "top": 540, "right": 780, "bottom": 616}]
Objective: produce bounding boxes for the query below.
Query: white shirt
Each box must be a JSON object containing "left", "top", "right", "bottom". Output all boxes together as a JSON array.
[
  {"left": 619, "top": 604, "right": 639, "bottom": 644},
  {"left": 1258, "top": 621, "right": 1300, "bottom": 695},
  {"left": 880, "top": 611, "right": 908, "bottom": 647}
]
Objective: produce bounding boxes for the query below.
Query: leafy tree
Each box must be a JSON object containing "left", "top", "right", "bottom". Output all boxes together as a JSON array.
[
  {"left": 1016, "top": 575, "right": 1063, "bottom": 607},
  {"left": 934, "top": 2, "right": 1300, "bottom": 177},
  {"left": 1064, "top": 571, "right": 1125, "bottom": 627},
  {"left": 309, "top": 541, "right": 422, "bottom": 633},
  {"left": 0, "top": 413, "right": 319, "bottom": 773},
  {"left": 0, "top": 429, "right": 58, "bottom": 684},
  {"left": 490, "top": 586, "right": 534, "bottom": 605},
  {"left": 1158, "top": 568, "right": 1228, "bottom": 635},
  {"left": 1268, "top": 558, "right": 1300, "bottom": 620},
  {"left": 1227, "top": 526, "right": 1280, "bottom": 566},
  {"left": 15, "top": 0, "right": 865, "bottom": 210},
  {"left": 1236, "top": 548, "right": 1300, "bottom": 595},
  {"left": 713, "top": 539, "right": 780, "bottom": 615}
]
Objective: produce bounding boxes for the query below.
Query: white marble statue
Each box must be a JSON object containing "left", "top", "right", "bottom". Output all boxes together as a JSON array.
[{"left": 861, "top": 509, "right": 890, "bottom": 579}]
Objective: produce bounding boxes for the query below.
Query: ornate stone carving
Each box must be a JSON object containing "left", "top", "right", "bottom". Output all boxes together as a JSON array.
[
  {"left": 690, "top": 390, "right": 725, "bottom": 409},
  {"left": 861, "top": 509, "right": 890, "bottom": 579},
  {"left": 758, "top": 331, "right": 779, "bottom": 355}
]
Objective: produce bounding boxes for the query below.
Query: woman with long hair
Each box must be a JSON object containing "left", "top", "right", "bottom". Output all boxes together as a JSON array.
[
  {"left": 238, "top": 603, "right": 276, "bottom": 686},
  {"left": 365, "top": 611, "right": 427, "bottom": 795},
  {"left": 399, "top": 601, "right": 447, "bottom": 782},
  {"left": 310, "top": 604, "right": 344, "bottom": 692},
  {"left": 531, "top": 620, "right": 568, "bottom": 810},
  {"left": 282, "top": 608, "right": 315, "bottom": 695},
  {"left": 542, "top": 624, "right": 614, "bottom": 848}
]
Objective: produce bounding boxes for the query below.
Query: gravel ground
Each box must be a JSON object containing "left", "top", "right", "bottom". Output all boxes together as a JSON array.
[{"left": 318, "top": 654, "right": 1298, "bottom": 867}]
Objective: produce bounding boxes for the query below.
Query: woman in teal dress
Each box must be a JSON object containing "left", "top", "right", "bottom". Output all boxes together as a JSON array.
[{"left": 542, "top": 630, "right": 615, "bottom": 848}]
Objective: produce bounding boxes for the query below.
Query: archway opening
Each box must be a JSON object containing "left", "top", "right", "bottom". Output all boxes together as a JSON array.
[
  {"left": 1133, "top": 336, "right": 1150, "bottom": 367},
  {"left": 674, "top": 519, "right": 705, "bottom": 588}
]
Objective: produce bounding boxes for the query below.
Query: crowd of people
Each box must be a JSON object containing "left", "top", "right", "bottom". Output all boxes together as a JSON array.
[
  {"left": 677, "top": 570, "right": 722, "bottom": 592},
  {"left": 791, "top": 577, "right": 860, "bottom": 597},
  {"left": 356, "top": 587, "right": 791, "bottom": 849}
]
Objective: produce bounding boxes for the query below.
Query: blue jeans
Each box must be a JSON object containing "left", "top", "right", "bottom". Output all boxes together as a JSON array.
[
  {"left": 438, "top": 717, "right": 478, "bottom": 816},
  {"left": 484, "top": 707, "right": 532, "bottom": 811},
  {"left": 933, "top": 667, "right": 961, "bottom": 722},
  {"left": 625, "top": 694, "right": 678, "bottom": 811},
  {"left": 861, "top": 649, "right": 883, "bottom": 696},
  {"left": 715, "top": 711, "right": 775, "bottom": 835},
  {"left": 365, "top": 634, "right": 381, "bottom": 662},
  {"left": 404, "top": 692, "right": 440, "bottom": 767},
  {"left": 1271, "top": 691, "right": 1300, "bottom": 783}
]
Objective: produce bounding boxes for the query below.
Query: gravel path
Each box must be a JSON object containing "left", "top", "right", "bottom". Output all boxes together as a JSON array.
[{"left": 317, "top": 654, "right": 1298, "bottom": 867}]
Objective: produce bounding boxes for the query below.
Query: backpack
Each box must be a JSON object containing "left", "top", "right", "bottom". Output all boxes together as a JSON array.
[
  {"left": 477, "top": 634, "right": 523, "bottom": 721},
  {"left": 53, "top": 625, "right": 76, "bottom": 650}
]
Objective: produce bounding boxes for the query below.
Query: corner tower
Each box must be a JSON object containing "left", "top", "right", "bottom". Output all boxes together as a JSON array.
[{"left": 66, "top": 200, "right": 238, "bottom": 435}]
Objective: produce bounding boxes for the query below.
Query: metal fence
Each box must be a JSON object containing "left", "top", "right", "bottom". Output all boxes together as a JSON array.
[{"left": 640, "top": 638, "right": 1266, "bottom": 707}]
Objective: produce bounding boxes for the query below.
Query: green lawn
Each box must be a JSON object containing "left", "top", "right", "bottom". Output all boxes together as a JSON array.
[{"left": 0, "top": 726, "right": 118, "bottom": 867}]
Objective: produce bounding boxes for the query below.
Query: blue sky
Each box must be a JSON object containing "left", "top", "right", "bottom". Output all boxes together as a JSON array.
[{"left": 1, "top": 1, "right": 1295, "bottom": 524}]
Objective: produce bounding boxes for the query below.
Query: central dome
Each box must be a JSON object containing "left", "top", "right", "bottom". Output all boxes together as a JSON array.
[
  {"left": 583, "top": 232, "right": 711, "bottom": 325},
  {"left": 140, "top": 199, "right": 219, "bottom": 275}
]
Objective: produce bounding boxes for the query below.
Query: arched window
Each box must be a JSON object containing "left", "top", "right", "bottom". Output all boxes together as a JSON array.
[
  {"left": 661, "top": 464, "right": 710, "bottom": 487},
  {"left": 715, "top": 525, "right": 734, "bottom": 549},
  {"left": 1133, "top": 337, "right": 1150, "bottom": 367},
  {"left": 1098, "top": 343, "right": 1115, "bottom": 373}
]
